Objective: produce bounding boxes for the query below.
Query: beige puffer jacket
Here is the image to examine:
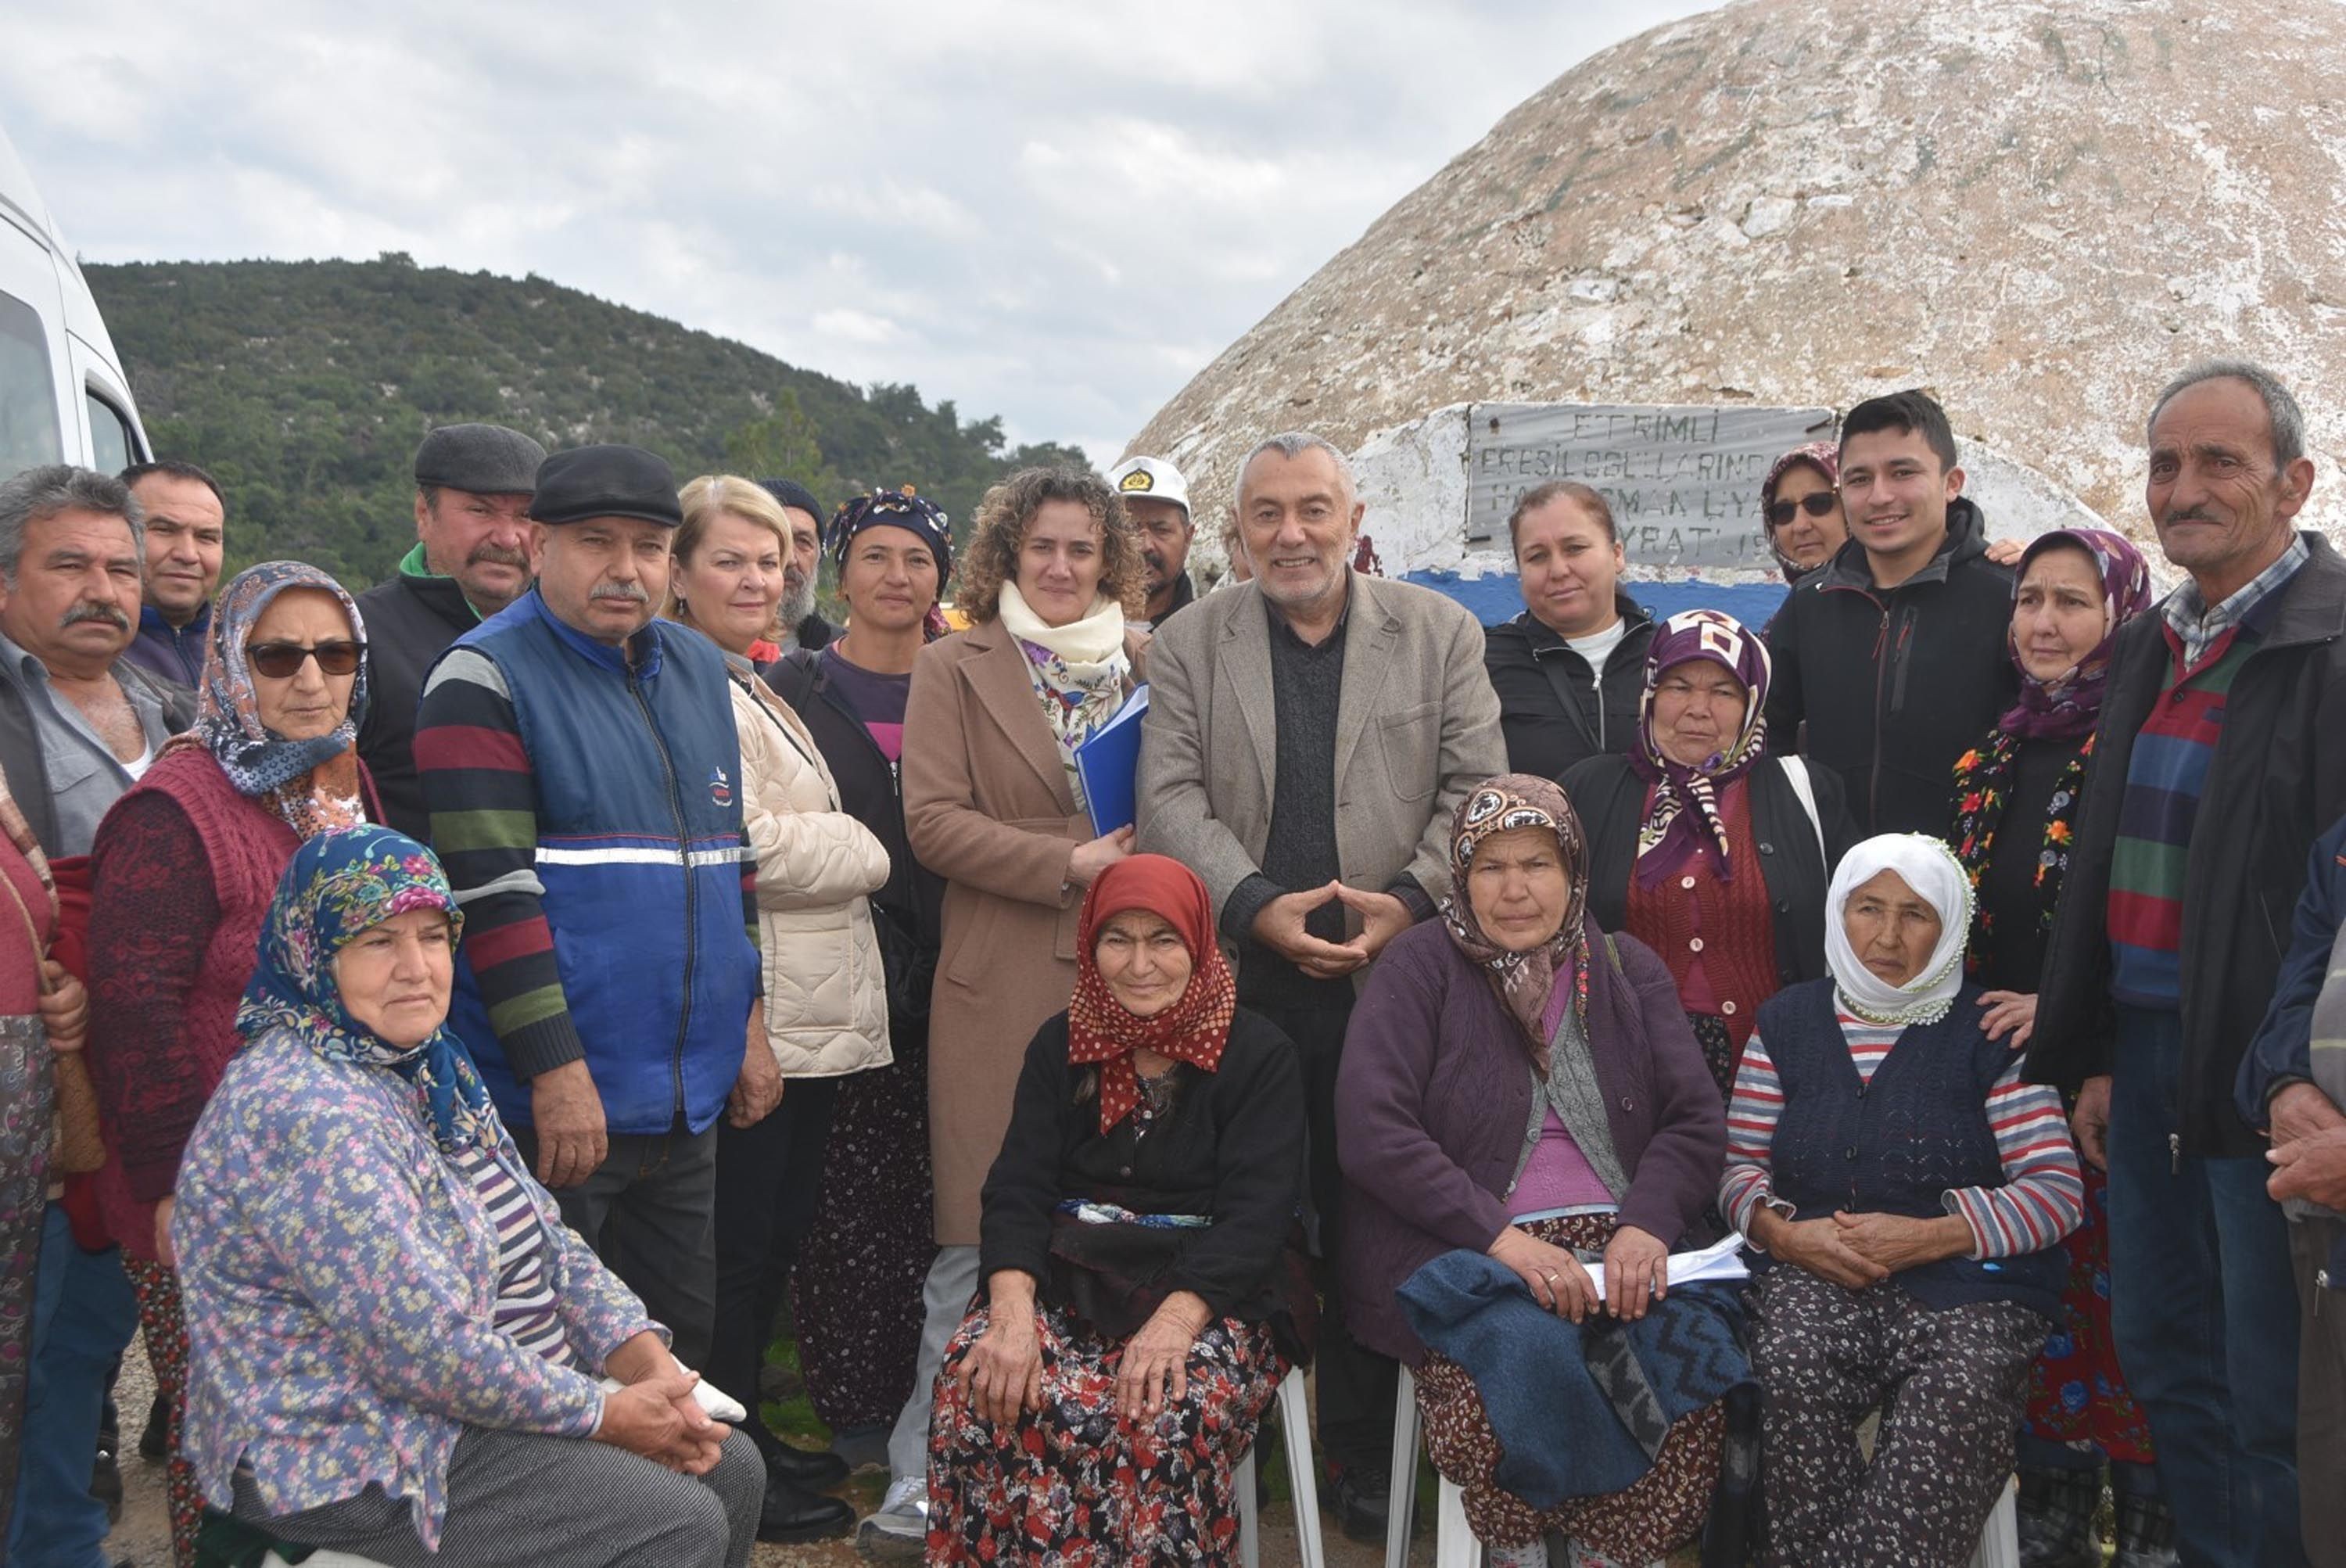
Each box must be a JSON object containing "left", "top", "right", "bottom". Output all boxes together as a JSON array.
[{"left": 730, "top": 669, "right": 893, "bottom": 1077}]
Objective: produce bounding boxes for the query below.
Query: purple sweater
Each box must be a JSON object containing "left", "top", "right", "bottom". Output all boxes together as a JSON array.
[{"left": 1336, "top": 917, "right": 1727, "bottom": 1365}]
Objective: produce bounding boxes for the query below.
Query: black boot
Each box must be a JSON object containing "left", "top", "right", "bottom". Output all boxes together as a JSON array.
[
  {"left": 756, "top": 1471, "right": 854, "bottom": 1543},
  {"left": 748, "top": 1423, "right": 849, "bottom": 1489},
  {"left": 140, "top": 1392, "right": 172, "bottom": 1460},
  {"left": 2115, "top": 1488, "right": 2179, "bottom": 1568},
  {"left": 2016, "top": 1463, "right": 2100, "bottom": 1568}
]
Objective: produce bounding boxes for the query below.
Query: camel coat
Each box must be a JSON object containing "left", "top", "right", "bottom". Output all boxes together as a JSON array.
[{"left": 902, "top": 615, "right": 1148, "bottom": 1244}]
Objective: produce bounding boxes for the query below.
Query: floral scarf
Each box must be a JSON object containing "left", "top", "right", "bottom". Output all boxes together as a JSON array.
[
  {"left": 1438, "top": 774, "right": 1590, "bottom": 1073},
  {"left": 235, "top": 826, "right": 493, "bottom": 1155},
  {"left": 996, "top": 581, "right": 1132, "bottom": 769},
  {"left": 1064, "top": 854, "right": 1237, "bottom": 1135},
  {"left": 176, "top": 562, "right": 371, "bottom": 837},
  {"left": 1630, "top": 609, "right": 1771, "bottom": 891}
]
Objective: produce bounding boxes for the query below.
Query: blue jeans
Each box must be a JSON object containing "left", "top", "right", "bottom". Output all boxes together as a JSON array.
[
  {"left": 2106, "top": 1007, "right": 2304, "bottom": 1567},
  {"left": 6, "top": 1202, "right": 138, "bottom": 1568}
]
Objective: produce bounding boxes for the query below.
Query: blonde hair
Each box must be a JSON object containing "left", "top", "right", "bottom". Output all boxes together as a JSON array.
[
  {"left": 956, "top": 466, "right": 1144, "bottom": 625},
  {"left": 668, "top": 474, "right": 794, "bottom": 623}
]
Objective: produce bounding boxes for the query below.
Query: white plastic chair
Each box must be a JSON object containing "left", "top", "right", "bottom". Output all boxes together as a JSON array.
[
  {"left": 1966, "top": 1477, "right": 2020, "bottom": 1568},
  {"left": 1237, "top": 1365, "right": 1326, "bottom": 1568},
  {"left": 274, "top": 1553, "right": 393, "bottom": 1566}
]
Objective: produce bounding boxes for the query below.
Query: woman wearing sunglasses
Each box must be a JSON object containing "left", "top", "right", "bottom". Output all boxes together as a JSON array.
[
  {"left": 1760, "top": 443, "right": 1849, "bottom": 588},
  {"left": 81, "top": 561, "right": 375, "bottom": 1568}
]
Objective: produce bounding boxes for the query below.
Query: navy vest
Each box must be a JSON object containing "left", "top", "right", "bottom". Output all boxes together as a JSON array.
[{"left": 1752, "top": 978, "right": 2061, "bottom": 1318}]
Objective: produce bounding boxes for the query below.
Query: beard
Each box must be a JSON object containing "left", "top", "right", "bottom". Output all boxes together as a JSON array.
[{"left": 776, "top": 572, "right": 818, "bottom": 634}]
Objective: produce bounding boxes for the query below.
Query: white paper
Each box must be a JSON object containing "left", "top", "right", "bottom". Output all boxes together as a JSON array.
[
  {"left": 1579, "top": 1231, "right": 1750, "bottom": 1297},
  {"left": 598, "top": 1359, "right": 748, "bottom": 1424}
]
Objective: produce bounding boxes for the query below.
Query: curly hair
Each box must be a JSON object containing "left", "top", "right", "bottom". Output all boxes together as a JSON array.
[{"left": 954, "top": 466, "right": 1146, "bottom": 625}]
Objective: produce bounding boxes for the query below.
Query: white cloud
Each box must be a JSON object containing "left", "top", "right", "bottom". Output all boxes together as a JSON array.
[{"left": 0, "top": 0, "right": 1716, "bottom": 458}]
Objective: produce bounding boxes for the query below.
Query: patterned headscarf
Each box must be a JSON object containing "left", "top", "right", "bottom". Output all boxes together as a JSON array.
[
  {"left": 1630, "top": 610, "right": 1771, "bottom": 891},
  {"left": 1996, "top": 527, "right": 2154, "bottom": 742},
  {"left": 1440, "top": 774, "right": 1591, "bottom": 1071},
  {"left": 827, "top": 487, "right": 955, "bottom": 641},
  {"left": 1064, "top": 855, "right": 1237, "bottom": 1135},
  {"left": 1760, "top": 443, "right": 1841, "bottom": 582},
  {"left": 236, "top": 827, "right": 493, "bottom": 1155},
  {"left": 178, "top": 562, "right": 370, "bottom": 837}
]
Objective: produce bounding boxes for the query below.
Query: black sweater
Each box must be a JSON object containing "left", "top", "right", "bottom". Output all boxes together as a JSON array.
[
  {"left": 355, "top": 569, "right": 480, "bottom": 842},
  {"left": 978, "top": 1008, "right": 1304, "bottom": 1322}
]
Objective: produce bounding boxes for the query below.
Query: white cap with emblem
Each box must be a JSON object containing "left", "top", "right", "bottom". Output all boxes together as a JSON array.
[{"left": 1107, "top": 455, "right": 1191, "bottom": 518}]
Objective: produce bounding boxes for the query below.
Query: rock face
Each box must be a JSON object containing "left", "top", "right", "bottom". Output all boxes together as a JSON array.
[{"left": 1129, "top": 0, "right": 2346, "bottom": 558}]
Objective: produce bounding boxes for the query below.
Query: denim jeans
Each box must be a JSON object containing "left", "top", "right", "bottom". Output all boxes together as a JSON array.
[
  {"left": 7, "top": 1202, "right": 138, "bottom": 1568},
  {"left": 2106, "top": 1006, "right": 2305, "bottom": 1567}
]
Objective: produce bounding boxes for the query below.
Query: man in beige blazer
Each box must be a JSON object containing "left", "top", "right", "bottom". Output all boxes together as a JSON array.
[{"left": 1136, "top": 431, "right": 1505, "bottom": 1539}]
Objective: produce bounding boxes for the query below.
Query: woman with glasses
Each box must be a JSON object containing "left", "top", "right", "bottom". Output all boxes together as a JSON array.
[{"left": 82, "top": 562, "right": 375, "bottom": 1568}]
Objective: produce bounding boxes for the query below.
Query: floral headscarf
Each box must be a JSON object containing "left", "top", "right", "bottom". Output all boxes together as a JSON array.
[
  {"left": 1996, "top": 527, "right": 2154, "bottom": 741},
  {"left": 235, "top": 826, "right": 493, "bottom": 1154},
  {"left": 1440, "top": 774, "right": 1591, "bottom": 1071},
  {"left": 1630, "top": 609, "right": 1771, "bottom": 891},
  {"left": 1760, "top": 443, "right": 1841, "bottom": 582},
  {"left": 1064, "top": 855, "right": 1237, "bottom": 1135},
  {"left": 179, "top": 562, "right": 370, "bottom": 837},
  {"left": 827, "top": 487, "right": 955, "bottom": 641}
]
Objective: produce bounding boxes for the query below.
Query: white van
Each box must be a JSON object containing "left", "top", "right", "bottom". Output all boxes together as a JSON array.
[{"left": 0, "top": 122, "right": 147, "bottom": 480}]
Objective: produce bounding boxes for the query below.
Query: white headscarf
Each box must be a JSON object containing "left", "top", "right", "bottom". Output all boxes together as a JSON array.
[{"left": 1824, "top": 834, "right": 1975, "bottom": 1027}]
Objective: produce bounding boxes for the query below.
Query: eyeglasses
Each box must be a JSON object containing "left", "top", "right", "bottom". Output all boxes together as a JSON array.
[
  {"left": 246, "top": 640, "right": 365, "bottom": 678},
  {"left": 1764, "top": 492, "right": 1841, "bottom": 529}
]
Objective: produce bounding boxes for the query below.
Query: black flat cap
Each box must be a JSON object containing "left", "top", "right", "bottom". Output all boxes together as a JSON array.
[
  {"left": 413, "top": 423, "right": 547, "bottom": 495},
  {"left": 529, "top": 444, "right": 683, "bottom": 529}
]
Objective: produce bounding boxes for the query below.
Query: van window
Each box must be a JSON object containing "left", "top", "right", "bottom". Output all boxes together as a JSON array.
[
  {"left": 0, "top": 290, "right": 63, "bottom": 479},
  {"left": 86, "top": 388, "right": 135, "bottom": 474}
]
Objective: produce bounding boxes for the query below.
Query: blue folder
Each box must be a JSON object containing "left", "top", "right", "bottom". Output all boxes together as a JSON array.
[{"left": 1075, "top": 685, "right": 1150, "bottom": 836}]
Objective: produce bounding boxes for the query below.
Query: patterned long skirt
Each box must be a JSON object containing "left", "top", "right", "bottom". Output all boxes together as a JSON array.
[
  {"left": 1688, "top": 1013, "right": 1739, "bottom": 1103},
  {"left": 124, "top": 1258, "right": 201, "bottom": 1568},
  {"left": 1412, "top": 1213, "right": 1726, "bottom": 1559},
  {"left": 926, "top": 1301, "right": 1286, "bottom": 1564},
  {"left": 794, "top": 1022, "right": 933, "bottom": 1432},
  {"left": 2021, "top": 1164, "right": 2154, "bottom": 1465},
  {"left": 0, "top": 1018, "right": 51, "bottom": 1548},
  {"left": 1749, "top": 1268, "right": 2047, "bottom": 1568}
]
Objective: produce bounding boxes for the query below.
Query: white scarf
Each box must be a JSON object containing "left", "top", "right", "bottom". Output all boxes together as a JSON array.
[
  {"left": 997, "top": 582, "right": 1128, "bottom": 669},
  {"left": 1823, "top": 834, "right": 1975, "bottom": 1027}
]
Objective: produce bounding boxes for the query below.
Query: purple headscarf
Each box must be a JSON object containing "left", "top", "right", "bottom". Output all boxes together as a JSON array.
[
  {"left": 1760, "top": 442, "right": 1840, "bottom": 581},
  {"left": 1630, "top": 609, "right": 1772, "bottom": 890},
  {"left": 1997, "top": 528, "right": 2154, "bottom": 741}
]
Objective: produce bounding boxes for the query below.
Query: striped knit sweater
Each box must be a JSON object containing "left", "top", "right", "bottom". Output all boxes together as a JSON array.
[{"left": 1720, "top": 1006, "right": 2083, "bottom": 1258}]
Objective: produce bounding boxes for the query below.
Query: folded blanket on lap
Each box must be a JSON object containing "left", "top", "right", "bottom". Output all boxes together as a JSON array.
[{"left": 1397, "top": 1249, "right": 1752, "bottom": 1511}]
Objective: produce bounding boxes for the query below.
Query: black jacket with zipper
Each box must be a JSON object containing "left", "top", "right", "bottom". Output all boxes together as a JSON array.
[
  {"left": 2031, "top": 533, "right": 2346, "bottom": 1157},
  {"left": 1763, "top": 498, "right": 2018, "bottom": 837},
  {"left": 1483, "top": 592, "right": 1655, "bottom": 781},
  {"left": 356, "top": 569, "right": 481, "bottom": 842}
]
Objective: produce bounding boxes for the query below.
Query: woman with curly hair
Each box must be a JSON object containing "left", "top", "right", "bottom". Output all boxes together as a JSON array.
[{"left": 858, "top": 467, "right": 1149, "bottom": 1555}]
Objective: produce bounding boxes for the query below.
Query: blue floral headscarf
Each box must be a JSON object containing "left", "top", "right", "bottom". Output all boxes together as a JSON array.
[{"left": 235, "top": 826, "right": 493, "bottom": 1154}]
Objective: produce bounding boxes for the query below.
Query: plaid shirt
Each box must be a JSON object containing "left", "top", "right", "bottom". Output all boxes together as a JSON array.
[{"left": 2163, "top": 532, "right": 2309, "bottom": 668}]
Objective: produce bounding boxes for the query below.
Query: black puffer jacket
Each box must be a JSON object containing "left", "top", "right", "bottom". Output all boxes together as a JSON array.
[
  {"left": 1483, "top": 592, "right": 1655, "bottom": 780},
  {"left": 1763, "top": 498, "right": 2018, "bottom": 837},
  {"left": 355, "top": 568, "right": 480, "bottom": 843}
]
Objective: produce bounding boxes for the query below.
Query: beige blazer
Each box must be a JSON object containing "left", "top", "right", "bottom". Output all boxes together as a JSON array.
[
  {"left": 902, "top": 616, "right": 1149, "bottom": 1244},
  {"left": 1134, "top": 572, "right": 1506, "bottom": 969}
]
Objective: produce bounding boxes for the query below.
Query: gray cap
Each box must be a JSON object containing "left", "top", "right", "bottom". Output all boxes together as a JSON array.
[{"left": 414, "top": 423, "right": 547, "bottom": 496}]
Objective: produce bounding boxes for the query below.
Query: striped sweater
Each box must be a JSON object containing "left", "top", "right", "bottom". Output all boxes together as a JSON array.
[{"left": 1720, "top": 1006, "right": 2083, "bottom": 1258}]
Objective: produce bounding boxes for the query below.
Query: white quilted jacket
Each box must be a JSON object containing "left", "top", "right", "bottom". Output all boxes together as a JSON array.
[{"left": 730, "top": 670, "right": 893, "bottom": 1076}]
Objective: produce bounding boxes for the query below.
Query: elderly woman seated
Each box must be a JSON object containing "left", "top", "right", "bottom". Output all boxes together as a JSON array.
[
  {"left": 1337, "top": 775, "right": 1738, "bottom": 1568},
  {"left": 1721, "top": 834, "right": 2084, "bottom": 1568},
  {"left": 170, "top": 827, "right": 763, "bottom": 1568},
  {"left": 927, "top": 854, "right": 1307, "bottom": 1563}
]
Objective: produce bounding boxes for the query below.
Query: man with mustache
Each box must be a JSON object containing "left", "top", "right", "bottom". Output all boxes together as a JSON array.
[
  {"left": 120, "top": 458, "right": 228, "bottom": 691},
  {"left": 1108, "top": 455, "right": 1199, "bottom": 626},
  {"left": 356, "top": 422, "right": 547, "bottom": 840},
  {"left": 413, "top": 443, "right": 766, "bottom": 1375},
  {"left": 2036, "top": 361, "right": 2346, "bottom": 1567},
  {"left": 1763, "top": 389, "right": 2018, "bottom": 834},
  {"left": 757, "top": 479, "right": 834, "bottom": 654}
]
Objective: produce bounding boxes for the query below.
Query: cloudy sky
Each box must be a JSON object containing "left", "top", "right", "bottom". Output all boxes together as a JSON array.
[{"left": 2, "top": 0, "right": 1707, "bottom": 461}]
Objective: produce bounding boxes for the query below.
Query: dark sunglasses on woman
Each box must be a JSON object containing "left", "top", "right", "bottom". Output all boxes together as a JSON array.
[
  {"left": 1764, "top": 492, "right": 1840, "bottom": 529},
  {"left": 246, "top": 640, "right": 366, "bottom": 678}
]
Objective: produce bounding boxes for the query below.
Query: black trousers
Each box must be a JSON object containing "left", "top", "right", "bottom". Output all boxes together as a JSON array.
[
  {"left": 1249, "top": 994, "right": 1398, "bottom": 1476},
  {"left": 515, "top": 1118, "right": 720, "bottom": 1370},
  {"left": 708, "top": 1075, "right": 842, "bottom": 1435}
]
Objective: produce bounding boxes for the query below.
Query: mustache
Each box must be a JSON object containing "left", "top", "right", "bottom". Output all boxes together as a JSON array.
[
  {"left": 2161, "top": 506, "right": 2220, "bottom": 527},
  {"left": 468, "top": 544, "right": 530, "bottom": 570},
  {"left": 61, "top": 601, "right": 131, "bottom": 632},
  {"left": 589, "top": 582, "right": 651, "bottom": 605}
]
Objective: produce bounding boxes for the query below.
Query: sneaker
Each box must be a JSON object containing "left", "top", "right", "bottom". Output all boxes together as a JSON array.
[
  {"left": 856, "top": 1475, "right": 927, "bottom": 1561},
  {"left": 1322, "top": 1459, "right": 1390, "bottom": 1544}
]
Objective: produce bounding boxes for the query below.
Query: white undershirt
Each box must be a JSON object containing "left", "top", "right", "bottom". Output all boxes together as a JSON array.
[
  {"left": 121, "top": 742, "right": 153, "bottom": 783},
  {"left": 1564, "top": 618, "right": 1629, "bottom": 681}
]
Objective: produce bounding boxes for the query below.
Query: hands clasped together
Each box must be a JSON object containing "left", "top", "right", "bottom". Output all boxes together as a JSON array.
[
  {"left": 1487, "top": 1222, "right": 1671, "bottom": 1324},
  {"left": 596, "top": 1330, "right": 730, "bottom": 1476}
]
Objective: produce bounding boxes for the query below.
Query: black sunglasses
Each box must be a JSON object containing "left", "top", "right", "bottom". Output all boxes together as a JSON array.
[
  {"left": 246, "top": 640, "right": 365, "bottom": 678},
  {"left": 1764, "top": 492, "right": 1840, "bottom": 529}
]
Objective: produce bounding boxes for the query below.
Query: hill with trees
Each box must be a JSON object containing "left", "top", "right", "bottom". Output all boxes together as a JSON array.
[{"left": 87, "top": 254, "right": 1088, "bottom": 586}]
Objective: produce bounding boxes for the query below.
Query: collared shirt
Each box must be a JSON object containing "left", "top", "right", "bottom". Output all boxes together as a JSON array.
[
  {"left": 2163, "top": 532, "right": 2310, "bottom": 669},
  {"left": 0, "top": 630, "right": 174, "bottom": 856}
]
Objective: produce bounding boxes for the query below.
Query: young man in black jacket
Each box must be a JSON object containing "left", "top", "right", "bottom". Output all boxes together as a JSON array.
[{"left": 1763, "top": 389, "right": 2018, "bottom": 835}]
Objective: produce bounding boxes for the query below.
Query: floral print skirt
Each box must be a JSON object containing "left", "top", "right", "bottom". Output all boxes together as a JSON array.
[
  {"left": 0, "top": 1017, "right": 48, "bottom": 1545},
  {"left": 1412, "top": 1212, "right": 1724, "bottom": 1559},
  {"left": 2021, "top": 1164, "right": 2154, "bottom": 1465},
  {"left": 926, "top": 1301, "right": 1286, "bottom": 1564}
]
